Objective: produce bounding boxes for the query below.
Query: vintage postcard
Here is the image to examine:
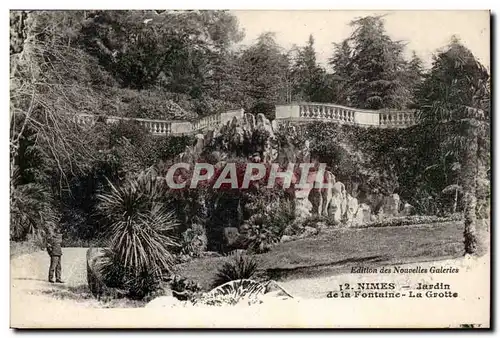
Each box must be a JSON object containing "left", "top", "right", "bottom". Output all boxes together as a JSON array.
[{"left": 10, "top": 9, "right": 491, "bottom": 328}]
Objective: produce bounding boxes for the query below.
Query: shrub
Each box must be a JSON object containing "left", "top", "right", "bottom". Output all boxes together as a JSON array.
[
  {"left": 355, "top": 214, "right": 463, "bottom": 229},
  {"left": 179, "top": 223, "right": 208, "bottom": 260},
  {"left": 300, "top": 214, "right": 333, "bottom": 230},
  {"left": 108, "top": 120, "right": 149, "bottom": 148},
  {"left": 123, "top": 89, "right": 198, "bottom": 121},
  {"left": 96, "top": 173, "right": 180, "bottom": 300},
  {"left": 242, "top": 193, "right": 296, "bottom": 253},
  {"left": 169, "top": 275, "right": 203, "bottom": 301},
  {"left": 10, "top": 167, "right": 58, "bottom": 241},
  {"left": 211, "top": 253, "right": 259, "bottom": 288}
]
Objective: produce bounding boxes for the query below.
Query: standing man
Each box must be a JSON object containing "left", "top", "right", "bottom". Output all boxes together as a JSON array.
[{"left": 47, "top": 230, "right": 64, "bottom": 283}]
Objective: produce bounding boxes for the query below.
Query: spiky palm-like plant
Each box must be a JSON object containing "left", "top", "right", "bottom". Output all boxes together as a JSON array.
[
  {"left": 416, "top": 37, "right": 490, "bottom": 255},
  {"left": 212, "top": 253, "right": 259, "bottom": 288},
  {"left": 97, "top": 174, "right": 179, "bottom": 298}
]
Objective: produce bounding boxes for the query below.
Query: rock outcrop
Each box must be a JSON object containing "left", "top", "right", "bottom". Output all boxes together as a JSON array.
[
  {"left": 307, "top": 169, "right": 336, "bottom": 217},
  {"left": 328, "top": 181, "right": 347, "bottom": 222},
  {"left": 378, "top": 193, "right": 401, "bottom": 219},
  {"left": 345, "top": 194, "right": 359, "bottom": 224},
  {"left": 401, "top": 202, "right": 414, "bottom": 216}
]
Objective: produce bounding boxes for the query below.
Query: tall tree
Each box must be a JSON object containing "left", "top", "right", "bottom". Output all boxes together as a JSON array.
[
  {"left": 405, "top": 51, "right": 425, "bottom": 108},
  {"left": 10, "top": 11, "right": 115, "bottom": 187},
  {"left": 291, "top": 35, "right": 330, "bottom": 102},
  {"left": 347, "top": 15, "right": 411, "bottom": 109},
  {"left": 239, "top": 32, "right": 290, "bottom": 117},
  {"left": 329, "top": 39, "right": 354, "bottom": 105},
  {"left": 416, "top": 36, "right": 490, "bottom": 255}
]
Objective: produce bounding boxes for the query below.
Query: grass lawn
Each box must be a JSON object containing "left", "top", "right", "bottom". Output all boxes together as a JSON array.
[{"left": 174, "top": 220, "right": 489, "bottom": 290}]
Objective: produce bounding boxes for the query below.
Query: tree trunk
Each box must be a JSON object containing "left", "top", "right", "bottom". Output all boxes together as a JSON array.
[
  {"left": 462, "top": 120, "right": 479, "bottom": 255},
  {"left": 452, "top": 185, "right": 458, "bottom": 213}
]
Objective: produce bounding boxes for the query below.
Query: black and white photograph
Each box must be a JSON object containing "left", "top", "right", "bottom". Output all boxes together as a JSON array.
[{"left": 9, "top": 9, "right": 491, "bottom": 328}]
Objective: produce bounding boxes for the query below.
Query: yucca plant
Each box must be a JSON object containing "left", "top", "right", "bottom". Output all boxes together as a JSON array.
[
  {"left": 97, "top": 173, "right": 180, "bottom": 299},
  {"left": 212, "top": 253, "right": 259, "bottom": 288}
]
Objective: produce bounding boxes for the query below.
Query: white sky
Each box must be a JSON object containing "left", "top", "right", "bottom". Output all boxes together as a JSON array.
[{"left": 231, "top": 10, "right": 490, "bottom": 71}]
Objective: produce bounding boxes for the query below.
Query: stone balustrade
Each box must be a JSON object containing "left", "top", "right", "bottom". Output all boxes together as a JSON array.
[
  {"left": 275, "top": 103, "right": 417, "bottom": 128},
  {"left": 74, "top": 114, "right": 97, "bottom": 127},
  {"left": 378, "top": 111, "right": 417, "bottom": 128},
  {"left": 192, "top": 113, "right": 221, "bottom": 131},
  {"left": 72, "top": 108, "right": 245, "bottom": 136},
  {"left": 72, "top": 104, "right": 416, "bottom": 135}
]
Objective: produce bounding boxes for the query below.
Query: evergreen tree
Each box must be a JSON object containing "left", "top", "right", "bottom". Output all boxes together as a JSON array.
[
  {"left": 348, "top": 15, "right": 411, "bottom": 110},
  {"left": 405, "top": 51, "right": 425, "bottom": 108},
  {"left": 239, "top": 32, "right": 290, "bottom": 117},
  {"left": 329, "top": 39, "right": 354, "bottom": 105},
  {"left": 290, "top": 34, "right": 330, "bottom": 103}
]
